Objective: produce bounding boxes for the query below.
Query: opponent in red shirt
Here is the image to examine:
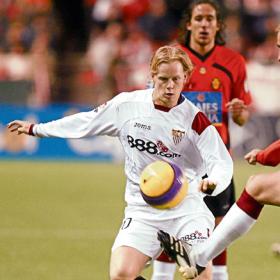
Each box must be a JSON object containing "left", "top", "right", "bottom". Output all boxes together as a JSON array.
[
  {"left": 153, "top": 1, "right": 252, "bottom": 279},
  {"left": 180, "top": 45, "right": 251, "bottom": 148}
]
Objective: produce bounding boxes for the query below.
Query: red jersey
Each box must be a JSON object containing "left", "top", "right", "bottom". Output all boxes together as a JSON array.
[
  {"left": 179, "top": 44, "right": 252, "bottom": 149},
  {"left": 256, "top": 139, "right": 280, "bottom": 166}
]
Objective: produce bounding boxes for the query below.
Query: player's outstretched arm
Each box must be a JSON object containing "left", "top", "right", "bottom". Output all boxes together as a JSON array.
[
  {"left": 7, "top": 120, "right": 34, "bottom": 135},
  {"left": 244, "top": 149, "right": 261, "bottom": 165},
  {"left": 244, "top": 140, "right": 280, "bottom": 167}
]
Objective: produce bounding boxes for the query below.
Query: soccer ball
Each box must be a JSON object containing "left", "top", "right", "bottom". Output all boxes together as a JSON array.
[{"left": 140, "top": 161, "right": 188, "bottom": 209}]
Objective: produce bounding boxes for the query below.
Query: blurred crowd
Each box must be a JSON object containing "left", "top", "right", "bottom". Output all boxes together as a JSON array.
[{"left": 0, "top": 0, "right": 279, "bottom": 111}]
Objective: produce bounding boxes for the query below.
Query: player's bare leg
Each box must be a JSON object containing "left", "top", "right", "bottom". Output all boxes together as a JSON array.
[
  {"left": 110, "top": 246, "right": 150, "bottom": 280},
  {"left": 245, "top": 170, "right": 280, "bottom": 206},
  {"left": 246, "top": 170, "right": 280, "bottom": 263}
]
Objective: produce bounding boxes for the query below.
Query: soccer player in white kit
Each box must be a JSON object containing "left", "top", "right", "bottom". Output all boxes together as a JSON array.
[{"left": 8, "top": 45, "right": 233, "bottom": 280}]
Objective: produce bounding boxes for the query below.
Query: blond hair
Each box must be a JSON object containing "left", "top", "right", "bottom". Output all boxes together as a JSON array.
[{"left": 150, "top": 45, "right": 194, "bottom": 76}]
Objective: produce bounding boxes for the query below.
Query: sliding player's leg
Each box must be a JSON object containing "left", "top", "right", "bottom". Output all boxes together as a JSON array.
[
  {"left": 164, "top": 171, "right": 280, "bottom": 278},
  {"left": 245, "top": 170, "right": 280, "bottom": 206},
  {"left": 186, "top": 174, "right": 268, "bottom": 271}
]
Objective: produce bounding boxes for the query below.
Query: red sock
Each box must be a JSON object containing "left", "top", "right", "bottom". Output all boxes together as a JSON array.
[
  {"left": 156, "top": 251, "right": 175, "bottom": 263},
  {"left": 212, "top": 250, "right": 226, "bottom": 265},
  {"left": 236, "top": 189, "right": 263, "bottom": 219}
]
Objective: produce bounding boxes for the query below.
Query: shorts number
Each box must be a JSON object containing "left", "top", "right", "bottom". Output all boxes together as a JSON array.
[{"left": 121, "top": 218, "right": 132, "bottom": 230}]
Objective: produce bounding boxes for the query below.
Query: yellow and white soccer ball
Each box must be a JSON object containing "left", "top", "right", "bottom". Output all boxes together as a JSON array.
[{"left": 140, "top": 161, "right": 188, "bottom": 209}]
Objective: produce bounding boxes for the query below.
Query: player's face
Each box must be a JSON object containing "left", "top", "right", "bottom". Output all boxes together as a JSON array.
[
  {"left": 277, "top": 29, "right": 280, "bottom": 62},
  {"left": 187, "top": 3, "right": 219, "bottom": 49},
  {"left": 152, "top": 61, "right": 188, "bottom": 108}
]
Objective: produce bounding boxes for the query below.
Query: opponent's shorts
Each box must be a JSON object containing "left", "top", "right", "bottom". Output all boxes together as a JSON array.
[
  {"left": 204, "top": 178, "right": 235, "bottom": 217},
  {"left": 112, "top": 213, "right": 214, "bottom": 259}
]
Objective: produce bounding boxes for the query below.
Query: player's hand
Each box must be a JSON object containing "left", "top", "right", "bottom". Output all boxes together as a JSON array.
[
  {"left": 199, "top": 179, "right": 217, "bottom": 195},
  {"left": 226, "top": 98, "right": 246, "bottom": 117},
  {"left": 244, "top": 149, "right": 261, "bottom": 165},
  {"left": 7, "top": 120, "right": 33, "bottom": 135},
  {"left": 179, "top": 266, "right": 197, "bottom": 279}
]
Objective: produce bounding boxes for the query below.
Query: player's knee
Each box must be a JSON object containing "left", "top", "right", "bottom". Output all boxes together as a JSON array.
[
  {"left": 110, "top": 265, "right": 137, "bottom": 280},
  {"left": 246, "top": 174, "right": 256, "bottom": 186},
  {"left": 246, "top": 174, "right": 265, "bottom": 202}
]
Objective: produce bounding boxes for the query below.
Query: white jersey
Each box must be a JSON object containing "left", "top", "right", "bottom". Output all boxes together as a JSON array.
[{"left": 33, "top": 88, "right": 233, "bottom": 220}]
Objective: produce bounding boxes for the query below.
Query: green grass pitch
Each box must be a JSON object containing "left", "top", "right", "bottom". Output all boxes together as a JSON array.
[{"left": 0, "top": 160, "right": 279, "bottom": 279}]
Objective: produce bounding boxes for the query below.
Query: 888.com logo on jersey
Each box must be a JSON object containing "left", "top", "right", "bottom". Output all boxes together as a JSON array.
[{"left": 127, "top": 135, "right": 181, "bottom": 159}]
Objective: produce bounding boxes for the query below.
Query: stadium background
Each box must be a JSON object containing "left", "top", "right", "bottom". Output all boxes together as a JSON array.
[{"left": 0, "top": 0, "right": 279, "bottom": 279}]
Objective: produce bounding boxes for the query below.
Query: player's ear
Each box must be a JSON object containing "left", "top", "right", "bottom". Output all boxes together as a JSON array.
[
  {"left": 184, "top": 73, "right": 189, "bottom": 84},
  {"left": 186, "top": 22, "right": 191, "bottom": 31},
  {"left": 216, "top": 22, "right": 220, "bottom": 32}
]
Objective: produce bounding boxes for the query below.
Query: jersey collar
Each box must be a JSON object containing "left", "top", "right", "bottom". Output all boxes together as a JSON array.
[
  {"left": 186, "top": 44, "right": 216, "bottom": 62},
  {"left": 154, "top": 94, "right": 185, "bottom": 112}
]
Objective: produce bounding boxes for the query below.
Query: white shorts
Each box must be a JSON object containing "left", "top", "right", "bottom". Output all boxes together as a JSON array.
[{"left": 112, "top": 212, "right": 214, "bottom": 259}]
